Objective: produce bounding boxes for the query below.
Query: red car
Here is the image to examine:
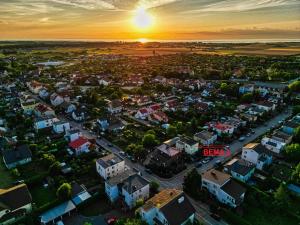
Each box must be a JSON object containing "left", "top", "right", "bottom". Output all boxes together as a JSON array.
[{"left": 106, "top": 217, "right": 117, "bottom": 225}]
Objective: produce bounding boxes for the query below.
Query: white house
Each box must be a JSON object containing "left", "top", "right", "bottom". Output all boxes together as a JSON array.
[
  {"left": 194, "top": 131, "right": 217, "bottom": 145},
  {"left": 39, "top": 88, "right": 50, "bottom": 100},
  {"left": 34, "top": 103, "right": 56, "bottom": 117},
  {"left": 72, "top": 109, "right": 85, "bottom": 122},
  {"left": 252, "top": 102, "right": 276, "bottom": 112},
  {"left": 122, "top": 174, "right": 150, "bottom": 209},
  {"left": 68, "top": 137, "right": 90, "bottom": 156},
  {"left": 209, "top": 122, "right": 234, "bottom": 136},
  {"left": 241, "top": 143, "right": 272, "bottom": 170},
  {"left": 271, "top": 130, "right": 293, "bottom": 144},
  {"left": 139, "top": 189, "right": 195, "bottom": 225},
  {"left": 3, "top": 145, "right": 32, "bottom": 169},
  {"left": 176, "top": 136, "right": 199, "bottom": 155},
  {"left": 0, "top": 184, "right": 32, "bottom": 224},
  {"left": 65, "top": 129, "right": 81, "bottom": 142},
  {"left": 107, "top": 100, "right": 123, "bottom": 114},
  {"left": 261, "top": 137, "right": 286, "bottom": 154},
  {"left": 53, "top": 121, "right": 70, "bottom": 134},
  {"left": 96, "top": 153, "right": 125, "bottom": 180},
  {"left": 34, "top": 116, "right": 59, "bottom": 130},
  {"left": 50, "top": 93, "right": 65, "bottom": 106},
  {"left": 135, "top": 108, "right": 150, "bottom": 120},
  {"left": 202, "top": 169, "right": 246, "bottom": 208}
]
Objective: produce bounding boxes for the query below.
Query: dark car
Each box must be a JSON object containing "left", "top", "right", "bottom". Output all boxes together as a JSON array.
[
  {"left": 195, "top": 162, "right": 202, "bottom": 168},
  {"left": 145, "top": 168, "right": 153, "bottom": 174},
  {"left": 107, "top": 143, "right": 113, "bottom": 147},
  {"left": 210, "top": 213, "right": 221, "bottom": 221}
]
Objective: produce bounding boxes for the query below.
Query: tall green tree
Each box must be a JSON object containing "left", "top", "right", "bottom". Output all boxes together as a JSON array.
[{"left": 56, "top": 183, "right": 72, "bottom": 200}]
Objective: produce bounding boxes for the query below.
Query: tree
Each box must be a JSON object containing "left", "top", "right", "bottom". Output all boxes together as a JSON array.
[
  {"left": 166, "top": 125, "right": 177, "bottom": 137},
  {"left": 291, "top": 162, "right": 300, "bottom": 185},
  {"left": 284, "top": 143, "right": 300, "bottom": 162},
  {"left": 293, "top": 105, "right": 300, "bottom": 115},
  {"left": 293, "top": 126, "right": 300, "bottom": 143},
  {"left": 49, "top": 161, "right": 61, "bottom": 175},
  {"left": 142, "top": 133, "right": 157, "bottom": 148},
  {"left": 289, "top": 80, "right": 300, "bottom": 92},
  {"left": 56, "top": 183, "right": 72, "bottom": 200},
  {"left": 241, "top": 93, "right": 253, "bottom": 103},
  {"left": 115, "top": 218, "right": 147, "bottom": 225},
  {"left": 41, "top": 153, "right": 56, "bottom": 167},
  {"left": 273, "top": 183, "right": 290, "bottom": 209},
  {"left": 183, "top": 168, "right": 202, "bottom": 199},
  {"left": 149, "top": 181, "right": 160, "bottom": 194}
]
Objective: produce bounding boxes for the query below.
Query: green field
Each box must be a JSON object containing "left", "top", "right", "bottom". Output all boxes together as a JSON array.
[
  {"left": 31, "top": 186, "right": 57, "bottom": 207},
  {"left": 0, "top": 161, "right": 14, "bottom": 188}
]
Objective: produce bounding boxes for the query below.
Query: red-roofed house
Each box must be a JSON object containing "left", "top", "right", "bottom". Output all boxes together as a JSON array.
[
  {"left": 149, "top": 104, "right": 161, "bottom": 112},
  {"left": 69, "top": 137, "right": 90, "bottom": 156},
  {"left": 209, "top": 122, "right": 234, "bottom": 136},
  {"left": 149, "top": 111, "right": 169, "bottom": 124},
  {"left": 135, "top": 108, "right": 150, "bottom": 120}
]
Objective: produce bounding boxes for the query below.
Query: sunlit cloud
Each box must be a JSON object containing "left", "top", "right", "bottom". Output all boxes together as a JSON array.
[
  {"left": 49, "top": 0, "right": 116, "bottom": 10},
  {"left": 187, "top": 0, "right": 300, "bottom": 13}
]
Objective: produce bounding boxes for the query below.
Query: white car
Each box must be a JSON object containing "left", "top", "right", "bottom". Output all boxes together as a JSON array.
[{"left": 56, "top": 221, "right": 64, "bottom": 225}]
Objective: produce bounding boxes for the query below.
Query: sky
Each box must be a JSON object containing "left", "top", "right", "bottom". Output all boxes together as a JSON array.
[{"left": 0, "top": 0, "right": 299, "bottom": 40}]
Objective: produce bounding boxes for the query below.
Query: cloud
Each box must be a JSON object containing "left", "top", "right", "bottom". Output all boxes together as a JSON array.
[
  {"left": 187, "top": 0, "right": 300, "bottom": 13},
  {"left": 49, "top": 0, "right": 116, "bottom": 10}
]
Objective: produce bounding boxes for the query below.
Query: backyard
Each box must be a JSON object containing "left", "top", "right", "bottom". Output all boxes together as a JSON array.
[
  {"left": 31, "top": 185, "right": 57, "bottom": 207},
  {"left": 0, "top": 160, "right": 14, "bottom": 188}
]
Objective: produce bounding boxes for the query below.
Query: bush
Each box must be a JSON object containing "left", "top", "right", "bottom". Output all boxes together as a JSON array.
[{"left": 220, "top": 208, "right": 252, "bottom": 225}]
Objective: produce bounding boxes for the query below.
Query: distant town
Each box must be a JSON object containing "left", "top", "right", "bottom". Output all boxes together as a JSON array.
[{"left": 0, "top": 41, "right": 300, "bottom": 225}]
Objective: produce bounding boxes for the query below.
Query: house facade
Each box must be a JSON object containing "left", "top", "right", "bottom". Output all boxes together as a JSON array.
[
  {"left": 175, "top": 136, "right": 199, "bottom": 155},
  {"left": 194, "top": 130, "right": 217, "bottom": 145},
  {"left": 68, "top": 137, "right": 90, "bottom": 156},
  {"left": 241, "top": 143, "right": 272, "bottom": 170},
  {"left": 96, "top": 153, "right": 125, "bottom": 180},
  {"left": 53, "top": 121, "right": 71, "bottom": 134}
]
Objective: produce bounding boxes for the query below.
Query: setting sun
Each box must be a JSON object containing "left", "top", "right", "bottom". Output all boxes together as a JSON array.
[{"left": 132, "top": 7, "right": 155, "bottom": 32}]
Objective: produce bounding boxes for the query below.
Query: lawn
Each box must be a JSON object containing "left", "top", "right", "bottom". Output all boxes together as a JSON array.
[
  {"left": 269, "top": 163, "right": 293, "bottom": 181},
  {"left": 79, "top": 198, "right": 112, "bottom": 217},
  {"left": 31, "top": 185, "right": 57, "bottom": 207},
  {"left": 0, "top": 160, "right": 14, "bottom": 188},
  {"left": 243, "top": 206, "right": 300, "bottom": 225}
]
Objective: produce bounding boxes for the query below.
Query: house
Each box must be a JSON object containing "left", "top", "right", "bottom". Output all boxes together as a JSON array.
[
  {"left": 96, "top": 153, "right": 125, "bottom": 180},
  {"left": 282, "top": 120, "right": 300, "bottom": 135},
  {"left": 53, "top": 121, "right": 70, "bottom": 134},
  {"left": 107, "top": 100, "right": 122, "bottom": 114},
  {"left": 68, "top": 137, "right": 90, "bottom": 156},
  {"left": 202, "top": 169, "right": 246, "bottom": 208},
  {"left": 194, "top": 131, "right": 217, "bottom": 145},
  {"left": 97, "top": 117, "right": 125, "bottom": 133},
  {"left": 135, "top": 108, "right": 150, "bottom": 120},
  {"left": 164, "top": 99, "right": 178, "bottom": 112},
  {"left": 34, "top": 104, "right": 55, "bottom": 117},
  {"left": 239, "top": 84, "right": 254, "bottom": 94},
  {"left": 139, "top": 189, "right": 195, "bottom": 225},
  {"left": 271, "top": 130, "right": 293, "bottom": 144},
  {"left": 98, "top": 77, "right": 111, "bottom": 86},
  {"left": 261, "top": 137, "right": 286, "bottom": 154},
  {"left": 149, "top": 111, "right": 169, "bottom": 124},
  {"left": 241, "top": 143, "right": 272, "bottom": 170},
  {"left": 60, "top": 102, "right": 76, "bottom": 114},
  {"left": 65, "top": 129, "right": 81, "bottom": 142},
  {"left": 224, "top": 158, "right": 255, "bottom": 182},
  {"left": 252, "top": 101, "right": 276, "bottom": 112},
  {"left": 39, "top": 88, "right": 50, "bottom": 100},
  {"left": 50, "top": 93, "right": 64, "bottom": 106},
  {"left": 208, "top": 122, "right": 234, "bottom": 136},
  {"left": 122, "top": 174, "right": 150, "bottom": 209},
  {"left": 0, "top": 184, "right": 32, "bottom": 224},
  {"left": 176, "top": 136, "right": 199, "bottom": 155},
  {"left": 34, "top": 116, "right": 59, "bottom": 130},
  {"left": 27, "top": 81, "right": 43, "bottom": 94},
  {"left": 20, "top": 98, "right": 37, "bottom": 115},
  {"left": 70, "top": 182, "right": 91, "bottom": 206},
  {"left": 71, "top": 109, "right": 85, "bottom": 122},
  {"left": 3, "top": 145, "right": 32, "bottom": 169}
]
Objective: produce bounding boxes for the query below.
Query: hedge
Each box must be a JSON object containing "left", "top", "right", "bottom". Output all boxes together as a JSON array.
[{"left": 220, "top": 208, "right": 252, "bottom": 225}]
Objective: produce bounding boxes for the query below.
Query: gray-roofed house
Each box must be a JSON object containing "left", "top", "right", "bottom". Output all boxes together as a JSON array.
[
  {"left": 96, "top": 153, "right": 125, "bottom": 180},
  {"left": 176, "top": 136, "right": 199, "bottom": 155},
  {"left": 122, "top": 174, "right": 150, "bottom": 209},
  {"left": 202, "top": 169, "right": 246, "bottom": 208},
  {"left": 3, "top": 145, "right": 32, "bottom": 169},
  {"left": 139, "top": 189, "right": 195, "bottom": 225},
  {"left": 0, "top": 184, "right": 32, "bottom": 224},
  {"left": 194, "top": 130, "right": 217, "bottom": 145},
  {"left": 224, "top": 158, "right": 255, "bottom": 182}
]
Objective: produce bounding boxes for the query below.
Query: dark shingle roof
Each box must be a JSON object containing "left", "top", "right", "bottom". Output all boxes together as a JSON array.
[
  {"left": 0, "top": 184, "right": 32, "bottom": 211},
  {"left": 229, "top": 160, "right": 255, "bottom": 176},
  {"left": 122, "top": 174, "right": 149, "bottom": 194},
  {"left": 160, "top": 192, "right": 195, "bottom": 225},
  {"left": 3, "top": 145, "right": 32, "bottom": 165},
  {"left": 221, "top": 179, "right": 246, "bottom": 203}
]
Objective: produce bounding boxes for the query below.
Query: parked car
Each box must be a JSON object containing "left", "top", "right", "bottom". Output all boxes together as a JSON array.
[
  {"left": 210, "top": 213, "right": 221, "bottom": 221},
  {"left": 195, "top": 162, "right": 202, "bottom": 168},
  {"left": 239, "top": 136, "right": 246, "bottom": 142},
  {"left": 246, "top": 133, "right": 251, "bottom": 137},
  {"left": 201, "top": 158, "right": 210, "bottom": 164},
  {"left": 13, "top": 180, "right": 24, "bottom": 185},
  {"left": 145, "top": 168, "right": 153, "bottom": 174}
]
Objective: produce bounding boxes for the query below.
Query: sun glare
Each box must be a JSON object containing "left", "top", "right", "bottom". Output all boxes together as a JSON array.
[{"left": 132, "top": 7, "right": 155, "bottom": 32}]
